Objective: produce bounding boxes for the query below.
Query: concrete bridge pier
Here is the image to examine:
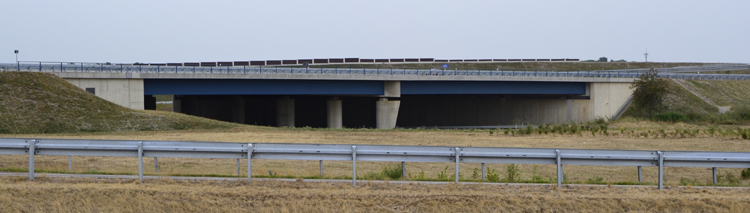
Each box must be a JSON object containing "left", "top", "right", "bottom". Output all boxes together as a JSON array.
[
  {"left": 172, "top": 96, "right": 182, "bottom": 113},
  {"left": 232, "top": 96, "right": 245, "bottom": 124},
  {"left": 276, "top": 98, "right": 295, "bottom": 127},
  {"left": 376, "top": 81, "right": 401, "bottom": 129},
  {"left": 376, "top": 98, "right": 400, "bottom": 129},
  {"left": 327, "top": 97, "right": 342, "bottom": 129}
]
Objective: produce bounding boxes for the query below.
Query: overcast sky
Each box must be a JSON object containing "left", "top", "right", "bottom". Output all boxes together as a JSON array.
[{"left": 1, "top": 0, "right": 748, "bottom": 64}]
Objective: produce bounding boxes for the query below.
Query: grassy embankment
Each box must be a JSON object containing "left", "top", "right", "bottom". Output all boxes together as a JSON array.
[
  {"left": 0, "top": 72, "right": 238, "bottom": 134},
  {"left": 622, "top": 78, "right": 750, "bottom": 124}
]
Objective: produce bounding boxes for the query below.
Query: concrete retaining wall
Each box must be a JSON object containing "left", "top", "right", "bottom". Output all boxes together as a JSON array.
[
  {"left": 64, "top": 79, "right": 145, "bottom": 110},
  {"left": 396, "top": 82, "right": 634, "bottom": 127}
]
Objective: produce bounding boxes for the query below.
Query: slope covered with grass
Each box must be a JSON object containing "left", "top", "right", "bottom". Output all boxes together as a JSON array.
[
  {"left": 0, "top": 72, "right": 237, "bottom": 134},
  {"left": 624, "top": 79, "right": 718, "bottom": 118},
  {"left": 682, "top": 80, "right": 750, "bottom": 107}
]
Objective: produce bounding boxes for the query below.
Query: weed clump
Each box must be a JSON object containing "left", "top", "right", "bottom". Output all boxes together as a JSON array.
[
  {"left": 653, "top": 112, "right": 687, "bottom": 122},
  {"left": 381, "top": 163, "right": 403, "bottom": 180},
  {"left": 485, "top": 167, "right": 500, "bottom": 182},
  {"left": 502, "top": 164, "right": 520, "bottom": 182}
]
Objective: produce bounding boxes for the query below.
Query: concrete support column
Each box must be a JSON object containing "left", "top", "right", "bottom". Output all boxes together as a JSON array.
[
  {"left": 566, "top": 97, "right": 572, "bottom": 123},
  {"left": 327, "top": 97, "right": 342, "bottom": 129},
  {"left": 276, "top": 98, "right": 295, "bottom": 127},
  {"left": 500, "top": 97, "right": 507, "bottom": 124},
  {"left": 233, "top": 96, "right": 245, "bottom": 124},
  {"left": 376, "top": 98, "right": 400, "bottom": 129},
  {"left": 172, "top": 96, "right": 182, "bottom": 113}
]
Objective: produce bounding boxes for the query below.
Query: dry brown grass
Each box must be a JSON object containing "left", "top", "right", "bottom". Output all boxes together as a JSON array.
[
  {"left": 2, "top": 123, "right": 749, "bottom": 186},
  {"left": 1, "top": 176, "right": 749, "bottom": 212}
]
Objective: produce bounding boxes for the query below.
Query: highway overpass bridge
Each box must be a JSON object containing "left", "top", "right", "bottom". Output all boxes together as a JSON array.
[{"left": 9, "top": 63, "right": 747, "bottom": 129}]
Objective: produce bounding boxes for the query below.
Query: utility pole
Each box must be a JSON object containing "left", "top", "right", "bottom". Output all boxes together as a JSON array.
[
  {"left": 14, "top": 50, "right": 19, "bottom": 71},
  {"left": 644, "top": 49, "right": 649, "bottom": 62}
]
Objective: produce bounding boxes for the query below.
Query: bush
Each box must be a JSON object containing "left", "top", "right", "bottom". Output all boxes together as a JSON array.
[
  {"left": 741, "top": 168, "right": 750, "bottom": 179},
  {"left": 436, "top": 166, "right": 449, "bottom": 181},
  {"left": 485, "top": 167, "right": 500, "bottom": 182},
  {"left": 630, "top": 68, "right": 668, "bottom": 117},
  {"left": 653, "top": 112, "right": 686, "bottom": 122},
  {"left": 502, "top": 164, "right": 520, "bottom": 182},
  {"left": 381, "top": 163, "right": 403, "bottom": 180}
]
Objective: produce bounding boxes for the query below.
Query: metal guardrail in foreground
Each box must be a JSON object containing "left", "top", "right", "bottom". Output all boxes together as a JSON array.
[
  {"left": 3, "top": 138, "right": 749, "bottom": 190},
  {"left": 2, "top": 63, "right": 750, "bottom": 81}
]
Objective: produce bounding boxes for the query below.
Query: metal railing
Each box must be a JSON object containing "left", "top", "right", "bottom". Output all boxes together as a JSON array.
[
  {"left": 3, "top": 138, "right": 749, "bottom": 189},
  {"left": 2, "top": 62, "right": 750, "bottom": 81}
]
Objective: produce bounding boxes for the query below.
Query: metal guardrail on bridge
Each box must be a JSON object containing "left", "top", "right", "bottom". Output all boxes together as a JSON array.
[
  {"left": 2, "top": 138, "right": 749, "bottom": 190},
  {"left": 2, "top": 62, "right": 750, "bottom": 81}
]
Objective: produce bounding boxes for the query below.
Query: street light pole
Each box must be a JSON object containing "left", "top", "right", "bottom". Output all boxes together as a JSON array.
[{"left": 14, "top": 50, "right": 19, "bottom": 71}]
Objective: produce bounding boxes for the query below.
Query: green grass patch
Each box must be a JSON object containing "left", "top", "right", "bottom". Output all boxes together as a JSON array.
[{"left": 0, "top": 72, "right": 238, "bottom": 134}]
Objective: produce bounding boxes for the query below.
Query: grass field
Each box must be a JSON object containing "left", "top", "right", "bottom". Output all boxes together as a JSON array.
[
  {"left": 2, "top": 120, "right": 749, "bottom": 186},
  {"left": 2, "top": 176, "right": 750, "bottom": 212}
]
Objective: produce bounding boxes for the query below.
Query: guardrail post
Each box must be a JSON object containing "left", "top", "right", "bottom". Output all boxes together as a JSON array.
[
  {"left": 68, "top": 155, "right": 72, "bottom": 172},
  {"left": 236, "top": 158, "right": 240, "bottom": 176},
  {"left": 320, "top": 160, "right": 324, "bottom": 177},
  {"left": 28, "top": 139, "right": 36, "bottom": 180},
  {"left": 248, "top": 143, "right": 253, "bottom": 182},
  {"left": 154, "top": 157, "right": 158, "bottom": 174},
  {"left": 138, "top": 141, "right": 143, "bottom": 182},
  {"left": 401, "top": 161, "right": 405, "bottom": 179},
  {"left": 352, "top": 146, "right": 357, "bottom": 186},
  {"left": 712, "top": 167, "right": 717, "bottom": 184},
  {"left": 481, "top": 163, "right": 485, "bottom": 181},
  {"left": 657, "top": 151, "right": 663, "bottom": 190},
  {"left": 455, "top": 147, "right": 460, "bottom": 183},
  {"left": 556, "top": 149, "right": 562, "bottom": 187},
  {"left": 638, "top": 166, "right": 642, "bottom": 182}
]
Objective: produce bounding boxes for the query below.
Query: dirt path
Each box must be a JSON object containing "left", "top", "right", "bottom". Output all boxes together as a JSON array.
[{"left": 672, "top": 79, "right": 731, "bottom": 113}]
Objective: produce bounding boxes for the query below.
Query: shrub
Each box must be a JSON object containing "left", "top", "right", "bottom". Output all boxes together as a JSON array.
[
  {"left": 653, "top": 112, "right": 686, "bottom": 122},
  {"left": 436, "top": 166, "right": 449, "bottom": 180},
  {"left": 485, "top": 167, "right": 500, "bottom": 182},
  {"left": 502, "top": 164, "right": 520, "bottom": 182},
  {"left": 381, "top": 163, "right": 403, "bottom": 180},
  {"left": 630, "top": 68, "right": 668, "bottom": 117},
  {"left": 741, "top": 168, "right": 750, "bottom": 179}
]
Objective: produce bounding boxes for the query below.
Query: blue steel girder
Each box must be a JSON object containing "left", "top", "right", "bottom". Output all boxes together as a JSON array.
[{"left": 144, "top": 79, "right": 586, "bottom": 96}]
